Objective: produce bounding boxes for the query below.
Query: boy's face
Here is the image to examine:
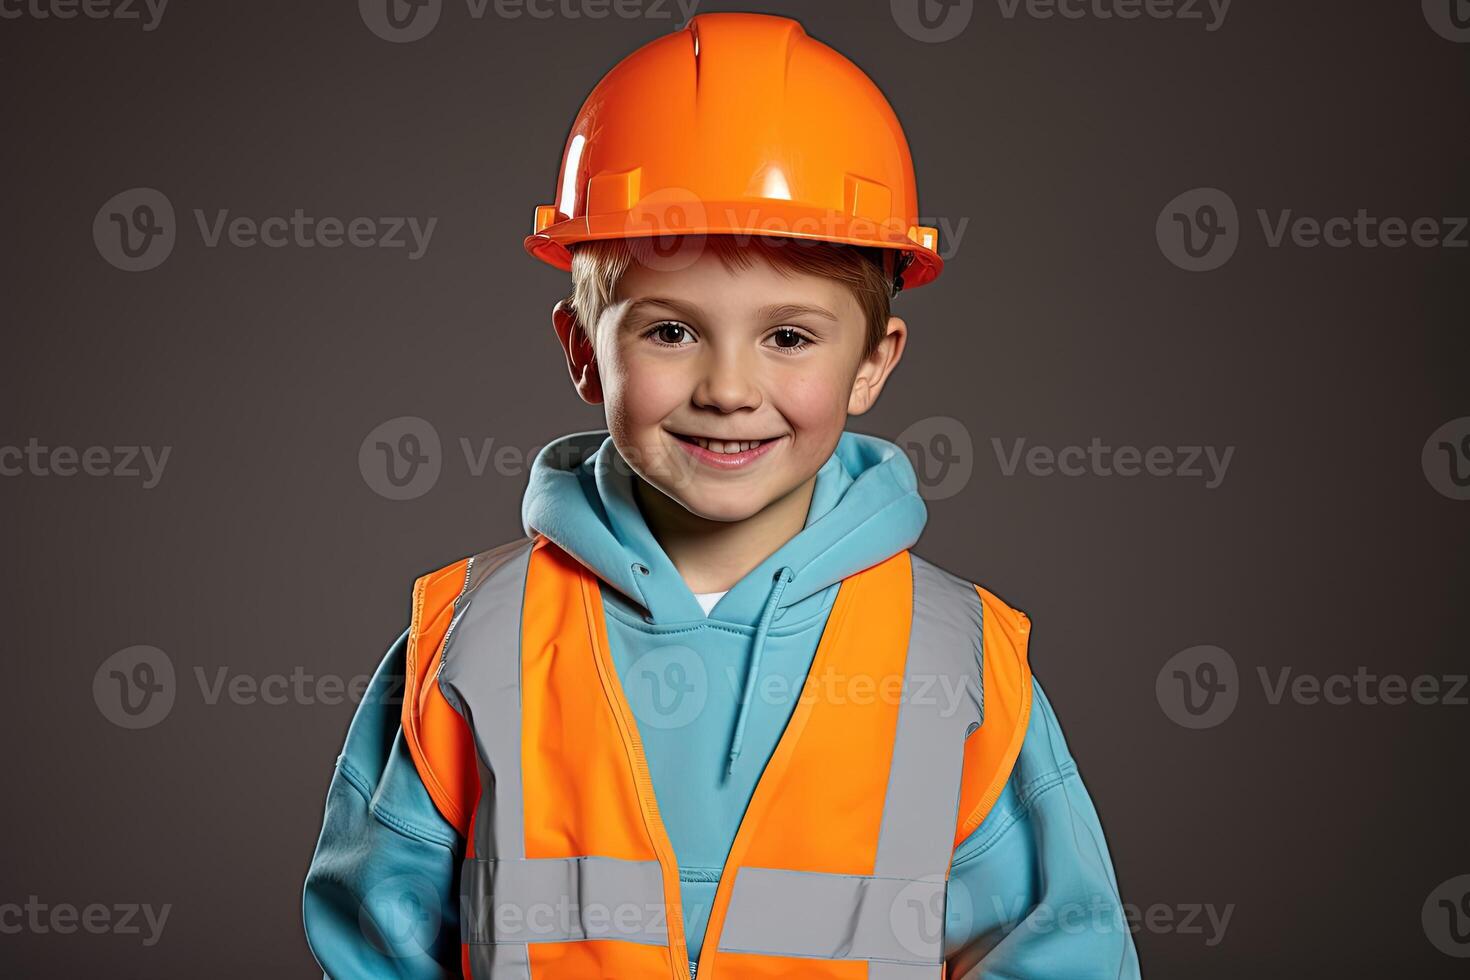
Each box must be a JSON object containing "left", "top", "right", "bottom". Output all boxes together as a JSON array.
[{"left": 553, "top": 242, "right": 907, "bottom": 525}]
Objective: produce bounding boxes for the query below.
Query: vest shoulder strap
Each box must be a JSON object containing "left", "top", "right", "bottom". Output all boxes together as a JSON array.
[
  {"left": 952, "top": 584, "right": 1035, "bottom": 848},
  {"left": 402, "top": 553, "right": 479, "bottom": 837}
]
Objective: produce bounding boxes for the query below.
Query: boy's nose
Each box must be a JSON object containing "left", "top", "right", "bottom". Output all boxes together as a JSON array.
[{"left": 691, "top": 351, "right": 763, "bottom": 413}]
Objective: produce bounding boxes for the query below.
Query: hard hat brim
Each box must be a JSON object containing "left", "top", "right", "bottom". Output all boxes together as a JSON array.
[{"left": 524, "top": 199, "right": 942, "bottom": 290}]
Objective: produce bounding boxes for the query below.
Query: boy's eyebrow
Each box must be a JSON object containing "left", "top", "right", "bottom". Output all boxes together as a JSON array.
[
  {"left": 758, "top": 302, "right": 839, "bottom": 322},
  {"left": 622, "top": 296, "right": 702, "bottom": 322},
  {"left": 621, "top": 297, "right": 839, "bottom": 324}
]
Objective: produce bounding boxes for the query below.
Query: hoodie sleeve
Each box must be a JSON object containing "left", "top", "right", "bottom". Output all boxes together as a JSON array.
[
  {"left": 943, "top": 676, "right": 1141, "bottom": 979},
  {"left": 302, "top": 629, "right": 465, "bottom": 979}
]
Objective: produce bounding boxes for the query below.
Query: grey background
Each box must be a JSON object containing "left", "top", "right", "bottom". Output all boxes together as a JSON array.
[{"left": 2, "top": 0, "right": 1467, "bottom": 975}]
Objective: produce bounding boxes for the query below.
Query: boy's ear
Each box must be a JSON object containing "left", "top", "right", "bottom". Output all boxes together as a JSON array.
[
  {"left": 848, "top": 315, "right": 908, "bottom": 416},
  {"left": 552, "top": 298, "right": 604, "bottom": 405}
]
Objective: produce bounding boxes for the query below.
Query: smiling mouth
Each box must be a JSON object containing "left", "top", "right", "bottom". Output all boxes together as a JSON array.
[{"left": 670, "top": 432, "right": 782, "bottom": 455}]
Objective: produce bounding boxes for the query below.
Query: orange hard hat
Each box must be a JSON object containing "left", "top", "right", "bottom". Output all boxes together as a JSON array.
[{"left": 523, "top": 12, "right": 943, "bottom": 294}]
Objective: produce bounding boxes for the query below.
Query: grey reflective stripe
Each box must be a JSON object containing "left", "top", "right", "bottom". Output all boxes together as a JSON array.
[
  {"left": 460, "top": 855, "right": 669, "bottom": 945},
  {"left": 868, "top": 963, "right": 947, "bottom": 980},
  {"left": 438, "top": 537, "right": 536, "bottom": 864},
  {"left": 718, "top": 866, "right": 946, "bottom": 964},
  {"left": 871, "top": 554, "right": 985, "bottom": 961},
  {"left": 717, "top": 554, "right": 983, "bottom": 970}
]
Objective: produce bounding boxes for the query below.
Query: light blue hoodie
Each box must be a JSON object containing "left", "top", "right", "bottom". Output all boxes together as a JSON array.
[{"left": 303, "top": 429, "right": 1142, "bottom": 978}]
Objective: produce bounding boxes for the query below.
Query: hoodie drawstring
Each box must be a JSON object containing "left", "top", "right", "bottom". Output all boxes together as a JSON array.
[{"left": 726, "top": 566, "right": 794, "bottom": 779}]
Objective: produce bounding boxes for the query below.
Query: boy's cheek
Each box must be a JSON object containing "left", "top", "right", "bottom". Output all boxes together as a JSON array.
[{"left": 778, "top": 376, "right": 857, "bottom": 431}]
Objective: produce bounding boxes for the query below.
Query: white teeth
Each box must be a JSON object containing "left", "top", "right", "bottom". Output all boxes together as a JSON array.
[{"left": 689, "top": 436, "right": 765, "bottom": 454}]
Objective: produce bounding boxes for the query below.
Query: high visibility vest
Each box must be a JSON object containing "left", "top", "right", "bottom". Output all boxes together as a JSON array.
[{"left": 401, "top": 534, "right": 1033, "bottom": 979}]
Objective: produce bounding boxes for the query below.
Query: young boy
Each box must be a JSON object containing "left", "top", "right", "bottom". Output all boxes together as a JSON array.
[{"left": 304, "top": 12, "right": 1140, "bottom": 979}]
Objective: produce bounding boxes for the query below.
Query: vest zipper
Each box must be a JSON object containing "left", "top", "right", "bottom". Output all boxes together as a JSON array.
[{"left": 435, "top": 555, "right": 477, "bottom": 681}]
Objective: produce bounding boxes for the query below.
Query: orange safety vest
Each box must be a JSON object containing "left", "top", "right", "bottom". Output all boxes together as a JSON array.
[{"left": 401, "top": 534, "right": 1033, "bottom": 979}]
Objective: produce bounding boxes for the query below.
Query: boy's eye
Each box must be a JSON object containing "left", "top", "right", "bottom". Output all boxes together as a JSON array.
[
  {"left": 645, "top": 321, "right": 694, "bottom": 346},
  {"left": 767, "top": 327, "right": 813, "bottom": 352}
]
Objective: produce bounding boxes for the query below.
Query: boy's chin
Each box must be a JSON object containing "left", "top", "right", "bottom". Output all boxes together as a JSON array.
[{"left": 668, "top": 488, "right": 778, "bottom": 525}]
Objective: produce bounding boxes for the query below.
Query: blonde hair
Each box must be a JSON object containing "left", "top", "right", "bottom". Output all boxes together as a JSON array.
[{"left": 566, "top": 235, "right": 896, "bottom": 360}]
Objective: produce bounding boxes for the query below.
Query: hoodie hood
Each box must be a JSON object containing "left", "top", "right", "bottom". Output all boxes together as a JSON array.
[
  {"left": 522, "top": 428, "right": 927, "bottom": 776},
  {"left": 522, "top": 429, "right": 927, "bottom": 626}
]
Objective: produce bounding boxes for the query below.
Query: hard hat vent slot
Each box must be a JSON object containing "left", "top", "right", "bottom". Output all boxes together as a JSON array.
[
  {"left": 844, "top": 174, "right": 893, "bottom": 223},
  {"left": 586, "top": 168, "right": 643, "bottom": 217}
]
